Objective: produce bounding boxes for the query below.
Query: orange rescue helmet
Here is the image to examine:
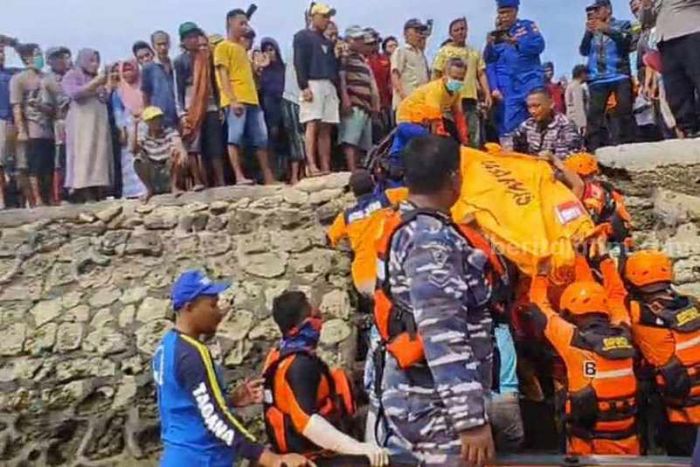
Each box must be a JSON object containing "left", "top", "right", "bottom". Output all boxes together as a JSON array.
[
  {"left": 623, "top": 250, "right": 673, "bottom": 289},
  {"left": 560, "top": 281, "right": 610, "bottom": 317},
  {"left": 565, "top": 153, "right": 600, "bottom": 177}
]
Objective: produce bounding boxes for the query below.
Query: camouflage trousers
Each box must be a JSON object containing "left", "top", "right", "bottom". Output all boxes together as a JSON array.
[{"left": 382, "top": 385, "right": 465, "bottom": 466}]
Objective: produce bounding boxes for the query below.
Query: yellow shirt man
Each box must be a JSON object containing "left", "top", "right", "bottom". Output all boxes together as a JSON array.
[
  {"left": 395, "top": 79, "right": 461, "bottom": 124},
  {"left": 213, "top": 40, "right": 259, "bottom": 107},
  {"left": 432, "top": 44, "right": 485, "bottom": 101}
]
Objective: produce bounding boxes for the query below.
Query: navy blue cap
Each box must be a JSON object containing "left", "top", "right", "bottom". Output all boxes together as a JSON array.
[
  {"left": 587, "top": 0, "right": 611, "bottom": 9},
  {"left": 171, "top": 270, "right": 230, "bottom": 311},
  {"left": 496, "top": 0, "right": 520, "bottom": 8}
]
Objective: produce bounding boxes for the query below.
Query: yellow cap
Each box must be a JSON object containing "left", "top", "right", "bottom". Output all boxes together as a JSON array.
[
  {"left": 142, "top": 106, "right": 164, "bottom": 122},
  {"left": 310, "top": 3, "right": 336, "bottom": 16}
]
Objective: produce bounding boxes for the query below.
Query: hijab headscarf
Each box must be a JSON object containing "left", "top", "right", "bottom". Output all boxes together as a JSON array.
[
  {"left": 259, "top": 37, "right": 285, "bottom": 98},
  {"left": 117, "top": 59, "right": 144, "bottom": 116},
  {"left": 76, "top": 48, "right": 100, "bottom": 76},
  {"left": 62, "top": 48, "right": 102, "bottom": 100}
]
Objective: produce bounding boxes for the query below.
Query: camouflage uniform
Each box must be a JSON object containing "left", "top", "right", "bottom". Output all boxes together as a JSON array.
[{"left": 380, "top": 203, "right": 494, "bottom": 466}]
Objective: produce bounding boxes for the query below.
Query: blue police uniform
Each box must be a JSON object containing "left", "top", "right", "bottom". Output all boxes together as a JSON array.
[
  {"left": 486, "top": 47, "right": 511, "bottom": 137},
  {"left": 153, "top": 329, "right": 265, "bottom": 466},
  {"left": 484, "top": 0, "right": 546, "bottom": 137}
]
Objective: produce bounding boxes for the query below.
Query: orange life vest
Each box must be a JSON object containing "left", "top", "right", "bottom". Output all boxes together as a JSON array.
[
  {"left": 262, "top": 348, "right": 356, "bottom": 456},
  {"left": 629, "top": 295, "right": 700, "bottom": 424},
  {"left": 373, "top": 207, "right": 509, "bottom": 370},
  {"left": 561, "top": 327, "right": 639, "bottom": 454}
]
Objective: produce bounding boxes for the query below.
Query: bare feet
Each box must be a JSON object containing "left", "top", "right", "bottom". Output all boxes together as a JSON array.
[
  {"left": 305, "top": 165, "right": 322, "bottom": 178},
  {"left": 235, "top": 178, "right": 254, "bottom": 186},
  {"left": 192, "top": 184, "right": 205, "bottom": 192},
  {"left": 140, "top": 191, "right": 154, "bottom": 204}
]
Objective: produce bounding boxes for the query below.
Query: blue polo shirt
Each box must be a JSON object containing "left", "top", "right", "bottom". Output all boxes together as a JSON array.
[{"left": 152, "top": 329, "right": 265, "bottom": 466}]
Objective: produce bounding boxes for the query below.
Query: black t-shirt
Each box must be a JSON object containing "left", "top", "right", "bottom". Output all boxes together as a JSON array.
[{"left": 293, "top": 29, "right": 339, "bottom": 89}]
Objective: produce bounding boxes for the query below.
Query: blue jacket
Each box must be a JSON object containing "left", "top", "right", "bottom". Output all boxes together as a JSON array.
[
  {"left": 0, "top": 67, "right": 20, "bottom": 121},
  {"left": 579, "top": 18, "right": 633, "bottom": 86},
  {"left": 485, "top": 43, "right": 511, "bottom": 98},
  {"left": 153, "top": 330, "right": 264, "bottom": 467},
  {"left": 484, "top": 19, "right": 545, "bottom": 100}
]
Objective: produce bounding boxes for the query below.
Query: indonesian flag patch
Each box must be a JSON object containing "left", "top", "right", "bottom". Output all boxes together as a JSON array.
[{"left": 556, "top": 200, "right": 585, "bottom": 225}]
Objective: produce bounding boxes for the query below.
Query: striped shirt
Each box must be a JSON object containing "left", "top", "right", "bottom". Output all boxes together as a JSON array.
[
  {"left": 341, "top": 52, "right": 374, "bottom": 112},
  {"left": 512, "top": 113, "right": 583, "bottom": 159},
  {"left": 138, "top": 128, "right": 181, "bottom": 163}
]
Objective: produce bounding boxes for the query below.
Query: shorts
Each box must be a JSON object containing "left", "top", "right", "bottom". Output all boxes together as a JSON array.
[
  {"left": 282, "top": 99, "right": 306, "bottom": 162},
  {"left": 135, "top": 157, "right": 172, "bottom": 195},
  {"left": 299, "top": 80, "right": 340, "bottom": 125},
  {"left": 26, "top": 138, "right": 55, "bottom": 177},
  {"left": 226, "top": 104, "right": 268, "bottom": 149},
  {"left": 0, "top": 120, "right": 16, "bottom": 168},
  {"left": 339, "top": 107, "right": 372, "bottom": 152},
  {"left": 185, "top": 111, "right": 225, "bottom": 161}
]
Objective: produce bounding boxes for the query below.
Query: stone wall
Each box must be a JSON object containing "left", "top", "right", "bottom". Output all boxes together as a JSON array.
[{"left": 0, "top": 174, "right": 358, "bottom": 466}]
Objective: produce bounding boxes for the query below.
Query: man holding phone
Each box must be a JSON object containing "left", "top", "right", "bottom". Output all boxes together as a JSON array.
[
  {"left": 484, "top": 0, "right": 545, "bottom": 144},
  {"left": 579, "top": 0, "right": 635, "bottom": 151}
]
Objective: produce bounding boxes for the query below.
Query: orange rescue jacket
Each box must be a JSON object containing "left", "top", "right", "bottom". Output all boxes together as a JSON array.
[
  {"left": 529, "top": 277, "right": 639, "bottom": 455},
  {"left": 374, "top": 207, "right": 509, "bottom": 369},
  {"left": 629, "top": 294, "right": 700, "bottom": 424},
  {"left": 262, "top": 348, "right": 356, "bottom": 456}
]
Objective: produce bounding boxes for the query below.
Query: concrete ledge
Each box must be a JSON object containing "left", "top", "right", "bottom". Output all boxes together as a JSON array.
[
  {"left": 596, "top": 138, "right": 700, "bottom": 172},
  {"left": 0, "top": 173, "right": 352, "bottom": 229}
]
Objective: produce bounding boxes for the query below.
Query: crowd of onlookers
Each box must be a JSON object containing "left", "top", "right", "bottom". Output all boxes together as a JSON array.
[{"left": 0, "top": 0, "right": 698, "bottom": 209}]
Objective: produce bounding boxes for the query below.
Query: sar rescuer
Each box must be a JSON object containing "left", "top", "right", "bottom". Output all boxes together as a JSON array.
[{"left": 152, "top": 269, "right": 313, "bottom": 467}]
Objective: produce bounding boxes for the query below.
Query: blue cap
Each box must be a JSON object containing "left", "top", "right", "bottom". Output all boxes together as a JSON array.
[
  {"left": 497, "top": 0, "right": 520, "bottom": 8},
  {"left": 171, "top": 270, "right": 230, "bottom": 311}
]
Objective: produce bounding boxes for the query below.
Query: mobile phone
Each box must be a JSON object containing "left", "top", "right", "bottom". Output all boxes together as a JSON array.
[
  {"left": 246, "top": 4, "right": 258, "bottom": 19},
  {"left": 490, "top": 30, "right": 508, "bottom": 44},
  {"left": 425, "top": 19, "right": 434, "bottom": 36}
]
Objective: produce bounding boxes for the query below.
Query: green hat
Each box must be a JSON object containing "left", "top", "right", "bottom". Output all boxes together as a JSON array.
[{"left": 179, "top": 22, "right": 203, "bottom": 40}]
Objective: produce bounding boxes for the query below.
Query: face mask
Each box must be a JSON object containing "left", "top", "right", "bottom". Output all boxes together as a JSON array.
[
  {"left": 32, "top": 55, "right": 45, "bottom": 70},
  {"left": 446, "top": 79, "right": 464, "bottom": 94}
]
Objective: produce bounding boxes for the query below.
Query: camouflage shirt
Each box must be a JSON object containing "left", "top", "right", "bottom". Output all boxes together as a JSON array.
[{"left": 381, "top": 203, "right": 493, "bottom": 454}]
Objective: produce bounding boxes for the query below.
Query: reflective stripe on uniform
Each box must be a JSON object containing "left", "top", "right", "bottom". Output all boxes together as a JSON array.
[
  {"left": 594, "top": 368, "right": 634, "bottom": 380},
  {"left": 676, "top": 334, "right": 700, "bottom": 352}
]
